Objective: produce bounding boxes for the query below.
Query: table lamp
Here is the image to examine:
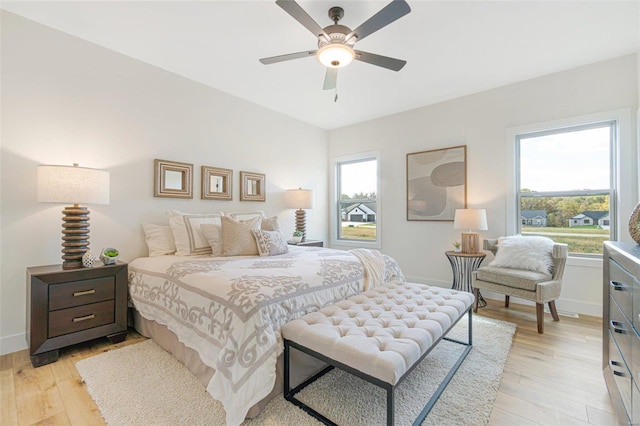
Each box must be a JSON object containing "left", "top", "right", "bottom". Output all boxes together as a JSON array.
[
  {"left": 285, "top": 188, "right": 314, "bottom": 241},
  {"left": 37, "top": 164, "right": 110, "bottom": 269},
  {"left": 453, "top": 208, "right": 488, "bottom": 254}
]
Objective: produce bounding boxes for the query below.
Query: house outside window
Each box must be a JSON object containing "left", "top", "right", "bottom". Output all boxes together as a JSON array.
[
  {"left": 332, "top": 153, "right": 380, "bottom": 247},
  {"left": 516, "top": 121, "right": 616, "bottom": 256}
]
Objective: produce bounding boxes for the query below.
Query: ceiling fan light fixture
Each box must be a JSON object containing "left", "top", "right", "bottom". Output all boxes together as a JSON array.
[{"left": 317, "top": 43, "right": 355, "bottom": 68}]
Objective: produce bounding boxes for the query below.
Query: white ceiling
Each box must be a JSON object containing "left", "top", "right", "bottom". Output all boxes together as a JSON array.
[{"left": 2, "top": 1, "right": 639, "bottom": 129}]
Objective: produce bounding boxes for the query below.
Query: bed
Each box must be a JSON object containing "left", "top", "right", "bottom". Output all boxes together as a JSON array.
[{"left": 128, "top": 243, "right": 404, "bottom": 425}]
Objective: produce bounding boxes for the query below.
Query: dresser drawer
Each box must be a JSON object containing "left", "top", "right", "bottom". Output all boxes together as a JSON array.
[
  {"left": 609, "top": 258, "right": 634, "bottom": 321},
  {"left": 610, "top": 295, "right": 633, "bottom": 366},
  {"left": 48, "top": 300, "right": 114, "bottom": 338},
  {"left": 49, "top": 277, "right": 115, "bottom": 310},
  {"left": 609, "top": 335, "right": 633, "bottom": 419}
]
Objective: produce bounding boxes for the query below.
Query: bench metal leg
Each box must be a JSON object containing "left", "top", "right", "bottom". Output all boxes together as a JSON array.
[{"left": 284, "top": 306, "right": 473, "bottom": 426}]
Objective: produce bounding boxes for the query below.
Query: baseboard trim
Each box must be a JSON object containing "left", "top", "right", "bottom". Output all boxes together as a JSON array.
[{"left": 1, "top": 332, "right": 27, "bottom": 356}]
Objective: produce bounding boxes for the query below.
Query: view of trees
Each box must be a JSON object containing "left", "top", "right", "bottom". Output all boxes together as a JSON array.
[
  {"left": 341, "top": 192, "right": 376, "bottom": 201},
  {"left": 520, "top": 191, "right": 609, "bottom": 227}
]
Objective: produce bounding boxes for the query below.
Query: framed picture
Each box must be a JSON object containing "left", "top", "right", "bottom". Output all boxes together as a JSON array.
[
  {"left": 240, "top": 171, "right": 266, "bottom": 202},
  {"left": 201, "top": 166, "right": 232, "bottom": 200},
  {"left": 154, "top": 159, "right": 193, "bottom": 199},
  {"left": 406, "top": 145, "right": 466, "bottom": 221}
]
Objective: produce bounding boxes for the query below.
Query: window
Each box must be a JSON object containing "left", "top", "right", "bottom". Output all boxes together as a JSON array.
[
  {"left": 333, "top": 155, "right": 379, "bottom": 245},
  {"left": 516, "top": 121, "right": 615, "bottom": 256}
]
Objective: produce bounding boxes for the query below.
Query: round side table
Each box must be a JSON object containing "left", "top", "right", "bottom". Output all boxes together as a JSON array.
[{"left": 445, "top": 251, "right": 487, "bottom": 307}]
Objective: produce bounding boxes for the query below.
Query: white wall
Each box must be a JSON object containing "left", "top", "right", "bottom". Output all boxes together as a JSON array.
[
  {"left": 0, "top": 12, "right": 329, "bottom": 355},
  {"left": 329, "top": 54, "right": 638, "bottom": 318}
]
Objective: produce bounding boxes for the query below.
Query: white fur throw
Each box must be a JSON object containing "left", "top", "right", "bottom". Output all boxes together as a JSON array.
[{"left": 489, "top": 235, "right": 554, "bottom": 275}]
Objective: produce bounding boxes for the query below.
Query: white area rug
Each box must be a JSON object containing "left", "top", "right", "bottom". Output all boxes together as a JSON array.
[{"left": 76, "top": 315, "right": 515, "bottom": 426}]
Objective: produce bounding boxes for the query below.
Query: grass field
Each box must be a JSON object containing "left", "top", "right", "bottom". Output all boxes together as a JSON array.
[
  {"left": 339, "top": 223, "right": 608, "bottom": 253},
  {"left": 522, "top": 225, "right": 609, "bottom": 254},
  {"left": 341, "top": 223, "right": 376, "bottom": 240}
]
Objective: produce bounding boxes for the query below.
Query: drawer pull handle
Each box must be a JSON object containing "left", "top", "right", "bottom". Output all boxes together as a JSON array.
[
  {"left": 610, "top": 360, "right": 627, "bottom": 377},
  {"left": 72, "top": 314, "right": 95, "bottom": 323},
  {"left": 610, "top": 281, "right": 625, "bottom": 291},
  {"left": 73, "top": 289, "right": 96, "bottom": 297},
  {"left": 610, "top": 320, "right": 627, "bottom": 334}
]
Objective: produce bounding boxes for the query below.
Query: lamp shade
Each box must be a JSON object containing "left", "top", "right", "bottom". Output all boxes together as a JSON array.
[
  {"left": 285, "top": 188, "right": 314, "bottom": 210},
  {"left": 317, "top": 43, "right": 355, "bottom": 68},
  {"left": 453, "top": 209, "right": 488, "bottom": 231},
  {"left": 38, "top": 164, "right": 110, "bottom": 205}
]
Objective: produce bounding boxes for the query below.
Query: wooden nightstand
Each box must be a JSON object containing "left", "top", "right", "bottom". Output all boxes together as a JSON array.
[
  {"left": 26, "top": 262, "right": 128, "bottom": 367},
  {"left": 288, "top": 239, "right": 324, "bottom": 247}
]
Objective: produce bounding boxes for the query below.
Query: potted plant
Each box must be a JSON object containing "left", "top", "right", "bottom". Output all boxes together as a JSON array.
[
  {"left": 292, "top": 230, "right": 303, "bottom": 244},
  {"left": 452, "top": 241, "right": 462, "bottom": 252},
  {"left": 100, "top": 248, "right": 119, "bottom": 265}
]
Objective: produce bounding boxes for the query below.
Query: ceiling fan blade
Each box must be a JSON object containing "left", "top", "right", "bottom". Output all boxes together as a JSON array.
[
  {"left": 346, "top": 0, "right": 411, "bottom": 43},
  {"left": 354, "top": 50, "right": 406, "bottom": 71},
  {"left": 259, "top": 50, "right": 317, "bottom": 65},
  {"left": 276, "top": 0, "right": 330, "bottom": 41},
  {"left": 323, "top": 68, "right": 338, "bottom": 90}
]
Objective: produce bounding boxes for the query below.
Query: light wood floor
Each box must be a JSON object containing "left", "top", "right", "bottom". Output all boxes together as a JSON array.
[{"left": 1, "top": 299, "right": 616, "bottom": 426}]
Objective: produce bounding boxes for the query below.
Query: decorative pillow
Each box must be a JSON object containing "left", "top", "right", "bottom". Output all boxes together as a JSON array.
[
  {"left": 221, "top": 216, "right": 262, "bottom": 256},
  {"left": 225, "top": 211, "right": 266, "bottom": 221},
  {"left": 167, "top": 211, "right": 222, "bottom": 256},
  {"left": 252, "top": 229, "right": 289, "bottom": 256},
  {"left": 142, "top": 223, "right": 176, "bottom": 256},
  {"left": 261, "top": 216, "right": 280, "bottom": 232},
  {"left": 200, "top": 223, "right": 223, "bottom": 256},
  {"left": 489, "top": 235, "right": 554, "bottom": 275}
]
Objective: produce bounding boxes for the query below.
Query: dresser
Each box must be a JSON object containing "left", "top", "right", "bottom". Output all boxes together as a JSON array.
[
  {"left": 603, "top": 242, "right": 640, "bottom": 424},
  {"left": 26, "top": 262, "right": 128, "bottom": 367}
]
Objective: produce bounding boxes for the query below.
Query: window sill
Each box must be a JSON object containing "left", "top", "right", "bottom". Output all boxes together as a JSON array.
[
  {"left": 330, "top": 239, "right": 381, "bottom": 250},
  {"left": 566, "top": 255, "right": 603, "bottom": 269}
]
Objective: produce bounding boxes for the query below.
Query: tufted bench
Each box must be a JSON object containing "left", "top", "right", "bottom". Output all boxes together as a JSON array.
[{"left": 281, "top": 281, "right": 475, "bottom": 425}]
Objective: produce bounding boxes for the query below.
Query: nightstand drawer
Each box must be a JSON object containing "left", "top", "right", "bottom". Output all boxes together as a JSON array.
[
  {"left": 49, "top": 277, "right": 115, "bottom": 310},
  {"left": 48, "top": 300, "right": 114, "bottom": 338}
]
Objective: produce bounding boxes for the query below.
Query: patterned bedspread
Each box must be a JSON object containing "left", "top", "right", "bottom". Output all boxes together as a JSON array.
[{"left": 128, "top": 246, "right": 404, "bottom": 425}]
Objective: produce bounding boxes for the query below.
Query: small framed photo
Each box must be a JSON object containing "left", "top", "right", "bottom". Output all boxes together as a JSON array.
[
  {"left": 240, "top": 171, "right": 265, "bottom": 202},
  {"left": 201, "top": 166, "right": 232, "bottom": 201},
  {"left": 154, "top": 159, "right": 193, "bottom": 199}
]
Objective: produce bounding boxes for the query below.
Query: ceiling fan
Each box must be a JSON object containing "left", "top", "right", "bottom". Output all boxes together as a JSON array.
[{"left": 259, "top": 0, "right": 411, "bottom": 92}]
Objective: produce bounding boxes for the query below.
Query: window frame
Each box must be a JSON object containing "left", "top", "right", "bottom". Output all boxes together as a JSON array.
[
  {"left": 330, "top": 151, "right": 381, "bottom": 249},
  {"left": 507, "top": 115, "right": 621, "bottom": 259}
]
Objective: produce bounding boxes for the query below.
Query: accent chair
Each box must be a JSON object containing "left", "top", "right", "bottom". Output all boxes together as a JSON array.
[{"left": 472, "top": 238, "right": 568, "bottom": 334}]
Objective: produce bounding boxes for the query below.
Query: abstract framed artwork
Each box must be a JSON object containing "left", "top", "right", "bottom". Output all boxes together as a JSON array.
[{"left": 406, "top": 145, "right": 467, "bottom": 221}]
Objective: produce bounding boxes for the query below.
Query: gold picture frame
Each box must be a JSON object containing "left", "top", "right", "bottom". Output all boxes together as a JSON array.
[
  {"left": 154, "top": 159, "right": 193, "bottom": 198},
  {"left": 240, "top": 171, "right": 265, "bottom": 202},
  {"left": 201, "top": 166, "right": 233, "bottom": 201},
  {"left": 406, "top": 145, "right": 467, "bottom": 221}
]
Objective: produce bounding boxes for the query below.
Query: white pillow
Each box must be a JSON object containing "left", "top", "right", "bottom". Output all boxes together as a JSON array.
[
  {"left": 489, "top": 235, "right": 554, "bottom": 275},
  {"left": 201, "top": 223, "right": 223, "bottom": 256},
  {"left": 225, "top": 211, "right": 266, "bottom": 221},
  {"left": 221, "top": 216, "right": 261, "bottom": 256},
  {"left": 252, "top": 229, "right": 289, "bottom": 256},
  {"left": 142, "top": 223, "right": 176, "bottom": 256},
  {"left": 167, "top": 211, "right": 222, "bottom": 256}
]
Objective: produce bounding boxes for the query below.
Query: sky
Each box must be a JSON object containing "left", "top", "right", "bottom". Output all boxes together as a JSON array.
[
  {"left": 340, "top": 159, "right": 377, "bottom": 197},
  {"left": 519, "top": 125, "right": 611, "bottom": 192}
]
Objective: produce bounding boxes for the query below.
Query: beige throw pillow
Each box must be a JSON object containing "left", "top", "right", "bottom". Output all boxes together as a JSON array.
[
  {"left": 252, "top": 229, "right": 289, "bottom": 256},
  {"left": 261, "top": 216, "right": 280, "bottom": 232},
  {"left": 221, "top": 216, "right": 261, "bottom": 256}
]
